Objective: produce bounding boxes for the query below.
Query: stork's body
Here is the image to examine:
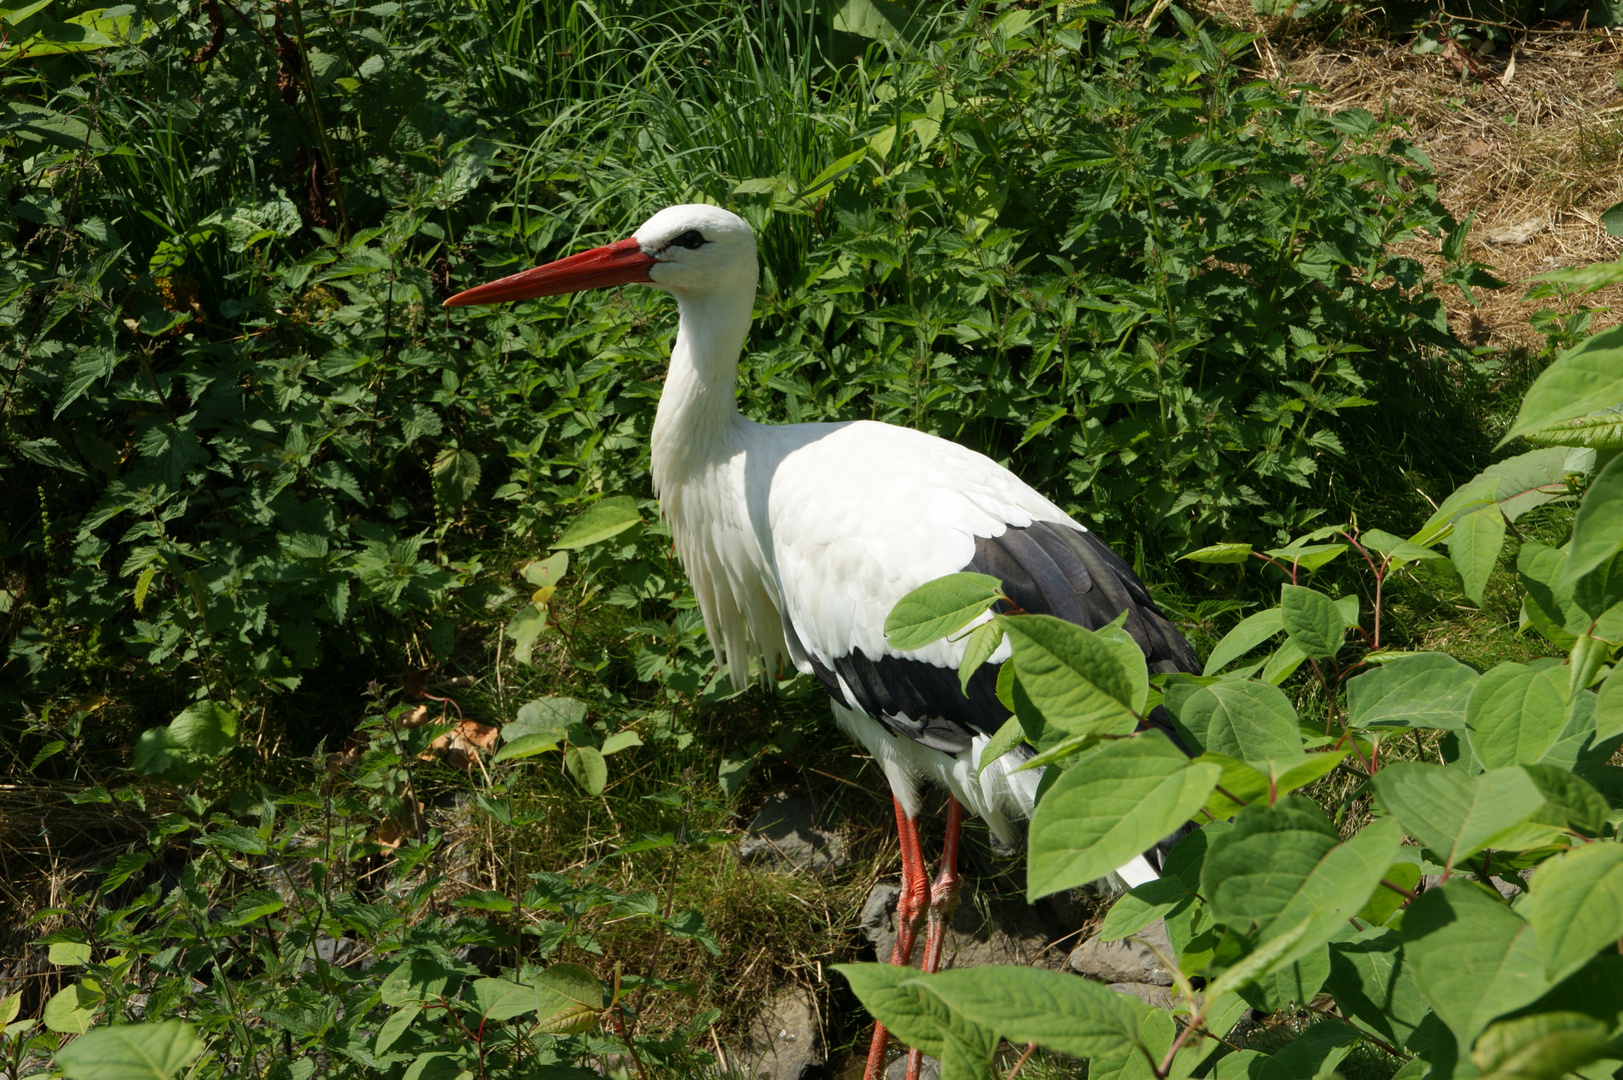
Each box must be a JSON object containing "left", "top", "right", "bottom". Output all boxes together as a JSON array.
[{"left": 448, "top": 205, "right": 1199, "bottom": 1080}]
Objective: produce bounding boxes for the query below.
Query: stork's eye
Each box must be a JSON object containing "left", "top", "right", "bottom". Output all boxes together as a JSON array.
[{"left": 672, "top": 230, "right": 706, "bottom": 250}]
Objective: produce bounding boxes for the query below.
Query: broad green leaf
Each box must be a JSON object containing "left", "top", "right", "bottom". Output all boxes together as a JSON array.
[
  {"left": 507, "top": 697, "right": 586, "bottom": 739},
  {"left": 1193, "top": 750, "right": 1346, "bottom": 821},
  {"left": 1502, "top": 324, "right": 1623, "bottom": 446},
  {"left": 1091, "top": 612, "right": 1150, "bottom": 714},
  {"left": 1099, "top": 877, "right": 1192, "bottom": 942},
  {"left": 522, "top": 551, "right": 568, "bottom": 588},
  {"left": 599, "top": 730, "right": 642, "bottom": 756},
  {"left": 49, "top": 941, "right": 91, "bottom": 965},
  {"left": 1523, "top": 764, "right": 1609, "bottom": 836},
  {"left": 1450, "top": 509, "right": 1507, "bottom": 606},
  {"left": 473, "top": 977, "right": 538, "bottom": 1021},
  {"left": 55, "top": 1020, "right": 203, "bottom": 1080},
  {"left": 1202, "top": 918, "right": 1314, "bottom": 1001},
  {"left": 1371, "top": 762, "right": 1548, "bottom": 867},
  {"left": 492, "top": 732, "right": 563, "bottom": 762},
  {"left": 1598, "top": 669, "right": 1623, "bottom": 741},
  {"left": 1518, "top": 541, "right": 1573, "bottom": 644},
  {"left": 565, "top": 745, "right": 607, "bottom": 795},
  {"left": 0, "top": 992, "right": 18, "bottom": 1027},
  {"left": 884, "top": 573, "right": 1003, "bottom": 650},
  {"left": 1573, "top": 552, "right": 1623, "bottom": 623},
  {"left": 1527, "top": 843, "right": 1623, "bottom": 984},
  {"left": 43, "top": 983, "right": 100, "bottom": 1033},
  {"left": 1472, "top": 1012, "right": 1612, "bottom": 1080},
  {"left": 168, "top": 701, "right": 237, "bottom": 756},
  {"left": 199, "top": 825, "right": 267, "bottom": 855},
  {"left": 976, "top": 717, "right": 1026, "bottom": 777},
  {"left": 1203, "top": 799, "right": 1403, "bottom": 973},
  {"left": 1280, "top": 585, "right": 1344, "bottom": 658},
  {"left": 97, "top": 852, "right": 150, "bottom": 895},
  {"left": 1346, "top": 653, "right": 1478, "bottom": 731},
  {"left": 1000, "top": 615, "right": 1138, "bottom": 737},
  {"left": 505, "top": 603, "right": 546, "bottom": 664},
  {"left": 1362, "top": 528, "right": 1451, "bottom": 567},
  {"left": 1014, "top": 731, "right": 1102, "bottom": 772},
  {"left": 1027, "top": 731, "right": 1220, "bottom": 899},
  {"left": 1538, "top": 258, "right": 1623, "bottom": 289},
  {"left": 1181, "top": 542, "right": 1253, "bottom": 564},
  {"left": 1355, "top": 861, "right": 1422, "bottom": 926},
  {"left": 532, "top": 963, "right": 603, "bottom": 1033},
  {"left": 454, "top": 889, "right": 512, "bottom": 912},
  {"left": 1195, "top": 752, "right": 1269, "bottom": 820},
  {"left": 1522, "top": 402, "right": 1623, "bottom": 449},
  {"left": 1171, "top": 680, "right": 1302, "bottom": 765},
  {"left": 1247, "top": 1019, "right": 1361, "bottom": 1080},
  {"left": 380, "top": 956, "right": 459, "bottom": 1006},
  {"left": 994, "top": 659, "right": 1016, "bottom": 712},
  {"left": 375, "top": 1004, "right": 420, "bottom": 1054},
  {"left": 1263, "top": 543, "right": 1347, "bottom": 572},
  {"left": 1564, "top": 455, "right": 1623, "bottom": 606},
  {"left": 1324, "top": 928, "right": 1433, "bottom": 1048},
  {"left": 957, "top": 621, "right": 1003, "bottom": 696},
  {"left": 1402, "top": 879, "right": 1551, "bottom": 1051},
  {"left": 1238, "top": 944, "right": 1331, "bottom": 1013},
  {"left": 1272, "top": 748, "right": 1352, "bottom": 793},
  {"left": 1467, "top": 662, "right": 1570, "bottom": 768},
  {"left": 1202, "top": 607, "right": 1283, "bottom": 675},
  {"left": 225, "top": 889, "right": 284, "bottom": 926},
  {"left": 551, "top": 496, "right": 641, "bottom": 550},
  {"left": 1260, "top": 637, "right": 1308, "bottom": 685},
  {"left": 431, "top": 448, "right": 480, "bottom": 510},
  {"left": 1415, "top": 448, "right": 1576, "bottom": 545},
  {"left": 402, "top": 1052, "right": 464, "bottom": 1080},
  {"left": 835, "top": 963, "right": 951, "bottom": 1059},
  {"left": 915, "top": 965, "right": 1149, "bottom": 1062}
]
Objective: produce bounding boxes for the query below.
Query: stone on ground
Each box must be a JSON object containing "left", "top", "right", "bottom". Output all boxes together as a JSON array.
[
  {"left": 738, "top": 792, "right": 851, "bottom": 875},
  {"left": 737, "top": 985, "right": 822, "bottom": 1080}
]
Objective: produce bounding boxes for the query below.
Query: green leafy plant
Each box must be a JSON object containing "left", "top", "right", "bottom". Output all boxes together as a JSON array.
[
  {"left": 22, "top": 689, "right": 726, "bottom": 1080},
  {"left": 843, "top": 309, "right": 1623, "bottom": 1080},
  {"left": 3, "top": 0, "right": 1494, "bottom": 750}
]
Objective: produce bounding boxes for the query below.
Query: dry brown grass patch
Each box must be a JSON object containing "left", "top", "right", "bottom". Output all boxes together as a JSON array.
[{"left": 1194, "top": 4, "right": 1623, "bottom": 351}]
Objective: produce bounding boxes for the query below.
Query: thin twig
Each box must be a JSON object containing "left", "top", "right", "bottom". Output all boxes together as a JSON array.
[{"left": 1005, "top": 1042, "right": 1037, "bottom": 1080}]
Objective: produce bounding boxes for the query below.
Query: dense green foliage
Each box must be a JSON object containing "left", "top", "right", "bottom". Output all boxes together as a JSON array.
[
  {"left": 8, "top": 690, "right": 735, "bottom": 1080},
  {"left": 845, "top": 319, "right": 1623, "bottom": 1080},
  {"left": 14, "top": 2, "right": 1617, "bottom": 1078},
  {"left": 3, "top": 0, "right": 1494, "bottom": 740}
]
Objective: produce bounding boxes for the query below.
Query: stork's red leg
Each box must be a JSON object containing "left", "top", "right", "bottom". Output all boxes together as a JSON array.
[
  {"left": 863, "top": 796, "right": 929, "bottom": 1080},
  {"left": 919, "top": 795, "right": 963, "bottom": 974},
  {"left": 896, "top": 796, "right": 965, "bottom": 1080}
]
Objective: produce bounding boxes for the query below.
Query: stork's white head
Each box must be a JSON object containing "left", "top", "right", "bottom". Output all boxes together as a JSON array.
[
  {"left": 637, "top": 204, "right": 758, "bottom": 297},
  {"left": 441, "top": 203, "right": 757, "bottom": 307}
]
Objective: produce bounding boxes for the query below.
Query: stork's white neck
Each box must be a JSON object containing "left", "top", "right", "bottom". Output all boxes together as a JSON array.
[{"left": 649, "top": 287, "right": 755, "bottom": 493}]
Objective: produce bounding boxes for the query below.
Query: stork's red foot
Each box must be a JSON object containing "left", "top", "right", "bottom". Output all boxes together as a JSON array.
[{"left": 863, "top": 796, "right": 964, "bottom": 1080}]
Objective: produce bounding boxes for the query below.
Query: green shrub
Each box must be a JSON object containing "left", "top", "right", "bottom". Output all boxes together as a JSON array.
[
  {"left": 843, "top": 299, "right": 1623, "bottom": 1080},
  {"left": 2, "top": 1, "right": 1494, "bottom": 738}
]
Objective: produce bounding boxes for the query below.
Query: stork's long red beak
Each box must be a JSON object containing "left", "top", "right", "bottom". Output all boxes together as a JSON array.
[{"left": 442, "top": 237, "right": 655, "bottom": 307}]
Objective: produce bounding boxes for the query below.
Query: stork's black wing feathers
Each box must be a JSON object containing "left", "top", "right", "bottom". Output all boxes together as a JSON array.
[{"left": 808, "top": 520, "right": 1198, "bottom": 755}]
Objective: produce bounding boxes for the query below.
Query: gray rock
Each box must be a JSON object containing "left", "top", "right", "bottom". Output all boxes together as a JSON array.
[
  {"left": 886, "top": 1052, "right": 942, "bottom": 1080},
  {"left": 1068, "top": 921, "right": 1174, "bottom": 985},
  {"left": 738, "top": 986, "right": 822, "bottom": 1080},
  {"left": 860, "top": 883, "right": 1068, "bottom": 971},
  {"left": 738, "top": 793, "right": 850, "bottom": 875},
  {"left": 1109, "top": 981, "right": 1181, "bottom": 1010}
]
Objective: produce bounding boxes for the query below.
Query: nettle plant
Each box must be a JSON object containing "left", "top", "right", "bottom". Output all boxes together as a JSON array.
[{"left": 837, "top": 308, "right": 1623, "bottom": 1078}]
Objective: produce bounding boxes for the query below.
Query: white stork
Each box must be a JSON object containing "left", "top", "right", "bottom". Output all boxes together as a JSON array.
[{"left": 446, "top": 204, "right": 1199, "bottom": 1080}]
